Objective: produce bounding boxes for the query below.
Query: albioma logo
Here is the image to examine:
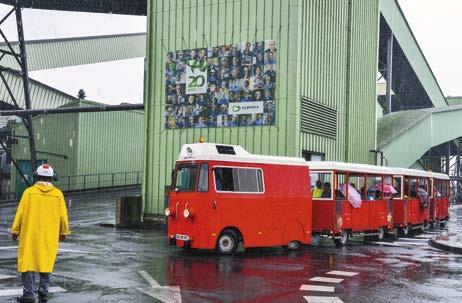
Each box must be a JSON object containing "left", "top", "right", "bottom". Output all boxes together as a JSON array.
[{"left": 233, "top": 104, "right": 260, "bottom": 112}]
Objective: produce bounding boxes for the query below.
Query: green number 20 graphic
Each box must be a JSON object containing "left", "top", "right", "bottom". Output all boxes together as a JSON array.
[{"left": 188, "top": 75, "right": 205, "bottom": 88}]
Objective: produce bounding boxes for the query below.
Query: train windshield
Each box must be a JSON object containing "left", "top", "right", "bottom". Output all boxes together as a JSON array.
[{"left": 174, "top": 163, "right": 198, "bottom": 191}]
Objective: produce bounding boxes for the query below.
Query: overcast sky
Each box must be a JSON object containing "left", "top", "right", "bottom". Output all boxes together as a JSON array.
[
  {"left": 0, "top": 2, "right": 461, "bottom": 104},
  {"left": 398, "top": 0, "right": 462, "bottom": 98}
]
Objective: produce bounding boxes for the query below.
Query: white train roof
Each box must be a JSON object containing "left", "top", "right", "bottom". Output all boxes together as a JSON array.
[
  {"left": 307, "top": 161, "right": 394, "bottom": 175},
  {"left": 178, "top": 143, "right": 308, "bottom": 166},
  {"left": 177, "top": 143, "right": 450, "bottom": 179},
  {"left": 307, "top": 161, "right": 449, "bottom": 179}
]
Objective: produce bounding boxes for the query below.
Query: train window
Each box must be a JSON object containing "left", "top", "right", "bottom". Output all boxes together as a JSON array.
[
  {"left": 410, "top": 178, "right": 418, "bottom": 198},
  {"left": 310, "top": 172, "right": 332, "bottom": 199},
  {"left": 393, "top": 176, "right": 403, "bottom": 199},
  {"left": 214, "top": 167, "right": 264, "bottom": 193},
  {"left": 335, "top": 173, "right": 347, "bottom": 200},
  {"left": 348, "top": 174, "right": 366, "bottom": 200},
  {"left": 197, "top": 164, "right": 209, "bottom": 192},
  {"left": 175, "top": 164, "right": 198, "bottom": 192},
  {"left": 367, "top": 175, "right": 383, "bottom": 200},
  {"left": 429, "top": 179, "right": 434, "bottom": 198},
  {"left": 442, "top": 180, "right": 448, "bottom": 198},
  {"left": 383, "top": 176, "right": 393, "bottom": 198}
]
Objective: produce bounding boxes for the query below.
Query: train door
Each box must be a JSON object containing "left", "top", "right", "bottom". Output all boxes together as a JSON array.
[
  {"left": 367, "top": 174, "right": 385, "bottom": 230},
  {"left": 334, "top": 172, "right": 348, "bottom": 232},
  {"left": 212, "top": 165, "right": 264, "bottom": 247},
  {"left": 347, "top": 173, "right": 366, "bottom": 231}
]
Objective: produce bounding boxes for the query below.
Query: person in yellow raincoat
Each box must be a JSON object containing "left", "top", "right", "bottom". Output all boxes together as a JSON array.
[{"left": 10, "top": 164, "right": 70, "bottom": 303}]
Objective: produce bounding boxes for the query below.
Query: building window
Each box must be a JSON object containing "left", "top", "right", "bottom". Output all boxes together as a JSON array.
[{"left": 302, "top": 150, "right": 325, "bottom": 161}]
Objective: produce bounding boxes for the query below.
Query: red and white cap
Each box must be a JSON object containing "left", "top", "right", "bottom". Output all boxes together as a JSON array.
[{"left": 35, "top": 164, "right": 54, "bottom": 177}]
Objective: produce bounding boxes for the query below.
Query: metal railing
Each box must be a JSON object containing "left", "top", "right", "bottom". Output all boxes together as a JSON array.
[{"left": 55, "top": 171, "right": 142, "bottom": 192}]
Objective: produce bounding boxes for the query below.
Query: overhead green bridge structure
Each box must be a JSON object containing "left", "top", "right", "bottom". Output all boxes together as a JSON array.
[{"left": 0, "top": 0, "right": 460, "bottom": 212}]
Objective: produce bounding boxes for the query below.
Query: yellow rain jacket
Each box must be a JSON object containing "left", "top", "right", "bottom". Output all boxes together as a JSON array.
[{"left": 11, "top": 182, "right": 70, "bottom": 273}]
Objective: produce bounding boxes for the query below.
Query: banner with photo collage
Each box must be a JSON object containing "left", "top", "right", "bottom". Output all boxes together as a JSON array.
[{"left": 165, "top": 40, "right": 277, "bottom": 129}]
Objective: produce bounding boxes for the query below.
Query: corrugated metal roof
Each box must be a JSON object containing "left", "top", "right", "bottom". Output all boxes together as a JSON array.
[
  {"left": 0, "top": 70, "right": 77, "bottom": 109},
  {"left": 378, "top": 105, "right": 462, "bottom": 167},
  {"left": 447, "top": 96, "right": 462, "bottom": 106},
  {"left": 0, "top": 1, "right": 147, "bottom": 15},
  {"left": 0, "top": 33, "right": 146, "bottom": 71}
]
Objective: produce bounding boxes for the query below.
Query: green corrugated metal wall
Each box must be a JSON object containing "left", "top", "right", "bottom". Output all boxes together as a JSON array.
[
  {"left": 143, "top": 0, "right": 381, "bottom": 216},
  {"left": 10, "top": 113, "right": 79, "bottom": 192},
  {"left": 77, "top": 110, "right": 145, "bottom": 175},
  {"left": 298, "top": 0, "right": 378, "bottom": 164},
  {"left": 10, "top": 102, "right": 144, "bottom": 192}
]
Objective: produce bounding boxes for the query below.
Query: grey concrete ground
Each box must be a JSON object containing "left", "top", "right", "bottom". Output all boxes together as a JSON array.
[
  {"left": 430, "top": 205, "right": 462, "bottom": 254},
  {"left": 1, "top": 190, "right": 461, "bottom": 303}
]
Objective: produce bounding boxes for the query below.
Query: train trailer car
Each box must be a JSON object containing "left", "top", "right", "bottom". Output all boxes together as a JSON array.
[
  {"left": 431, "top": 173, "right": 451, "bottom": 228},
  {"left": 165, "top": 142, "right": 312, "bottom": 255},
  {"left": 391, "top": 169, "right": 433, "bottom": 236},
  {"left": 308, "top": 162, "right": 395, "bottom": 246}
]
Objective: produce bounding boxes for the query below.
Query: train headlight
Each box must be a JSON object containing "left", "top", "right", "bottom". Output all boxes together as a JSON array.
[
  {"left": 165, "top": 207, "right": 171, "bottom": 216},
  {"left": 183, "top": 208, "right": 190, "bottom": 218}
]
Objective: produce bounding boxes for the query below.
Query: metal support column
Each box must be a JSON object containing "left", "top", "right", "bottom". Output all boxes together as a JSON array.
[
  {"left": 14, "top": 0, "right": 37, "bottom": 170},
  {"left": 386, "top": 31, "right": 394, "bottom": 114},
  {"left": 446, "top": 142, "right": 451, "bottom": 176}
]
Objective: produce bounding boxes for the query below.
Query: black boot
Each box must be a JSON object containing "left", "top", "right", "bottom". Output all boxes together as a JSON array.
[
  {"left": 16, "top": 296, "right": 35, "bottom": 303},
  {"left": 38, "top": 292, "right": 48, "bottom": 303}
]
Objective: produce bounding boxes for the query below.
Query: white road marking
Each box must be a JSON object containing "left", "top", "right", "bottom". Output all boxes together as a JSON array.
[
  {"left": 139, "top": 270, "right": 160, "bottom": 288},
  {"left": 0, "top": 246, "right": 17, "bottom": 250},
  {"left": 413, "top": 235, "right": 435, "bottom": 239},
  {"left": 304, "top": 296, "right": 344, "bottom": 303},
  {"left": 327, "top": 271, "right": 358, "bottom": 277},
  {"left": 137, "top": 287, "right": 182, "bottom": 303},
  {"left": 300, "top": 285, "right": 335, "bottom": 292},
  {"left": 368, "top": 241, "right": 403, "bottom": 247},
  {"left": 397, "top": 237, "right": 428, "bottom": 242},
  {"left": 0, "top": 274, "right": 15, "bottom": 280},
  {"left": 0, "top": 246, "right": 90, "bottom": 254},
  {"left": 395, "top": 241, "right": 427, "bottom": 246},
  {"left": 0, "top": 287, "right": 66, "bottom": 297},
  {"left": 58, "top": 249, "right": 91, "bottom": 254},
  {"left": 309, "top": 277, "right": 344, "bottom": 284}
]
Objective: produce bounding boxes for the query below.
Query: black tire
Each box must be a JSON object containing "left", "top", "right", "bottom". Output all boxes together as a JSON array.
[
  {"left": 216, "top": 229, "right": 239, "bottom": 255},
  {"left": 286, "top": 240, "right": 302, "bottom": 251},
  {"left": 377, "top": 227, "right": 385, "bottom": 241},
  {"left": 405, "top": 225, "right": 412, "bottom": 237},
  {"left": 333, "top": 230, "right": 349, "bottom": 247}
]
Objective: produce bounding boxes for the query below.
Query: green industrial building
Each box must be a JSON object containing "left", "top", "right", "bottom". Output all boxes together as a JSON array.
[
  {"left": 142, "top": 0, "right": 462, "bottom": 219},
  {"left": 10, "top": 100, "right": 144, "bottom": 196}
]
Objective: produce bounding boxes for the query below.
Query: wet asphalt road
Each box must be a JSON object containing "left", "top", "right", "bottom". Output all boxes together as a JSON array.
[{"left": 1, "top": 189, "right": 461, "bottom": 303}]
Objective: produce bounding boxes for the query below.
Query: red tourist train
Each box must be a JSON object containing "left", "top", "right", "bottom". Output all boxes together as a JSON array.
[
  {"left": 165, "top": 142, "right": 450, "bottom": 253},
  {"left": 166, "top": 142, "right": 312, "bottom": 255}
]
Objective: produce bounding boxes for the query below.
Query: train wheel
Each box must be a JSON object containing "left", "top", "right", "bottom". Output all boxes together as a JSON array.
[
  {"left": 440, "top": 221, "right": 446, "bottom": 228},
  {"left": 403, "top": 225, "right": 412, "bottom": 237},
  {"left": 377, "top": 227, "right": 385, "bottom": 240},
  {"left": 216, "top": 229, "right": 239, "bottom": 255},
  {"left": 287, "top": 240, "right": 302, "bottom": 251},
  {"left": 430, "top": 220, "right": 435, "bottom": 229},
  {"left": 333, "top": 230, "right": 349, "bottom": 247}
]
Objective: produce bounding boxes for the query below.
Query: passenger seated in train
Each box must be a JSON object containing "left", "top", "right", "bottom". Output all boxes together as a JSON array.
[
  {"left": 312, "top": 180, "right": 323, "bottom": 198},
  {"left": 321, "top": 182, "right": 331, "bottom": 198}
]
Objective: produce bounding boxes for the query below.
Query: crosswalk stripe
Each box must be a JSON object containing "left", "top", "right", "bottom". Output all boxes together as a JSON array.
[
  {"left": 326, "top": 271, "right": 358, "bottom": 277},
  {"left": 300, "top": 285, "right": 335, "bottom": 292},
  {"left": 0, "top": 274, "right": 15, "bottom": 280},
  {"left": 304, "top": 296, "right": 344, "bottom": 303},
  {"left": 0, "top": 287, "right": 66, "bottom": 297},
  {"left": 395, "top": 241, "right": 427, "bottom": 246},
  {"left": 309, "top": 277, "right": 343, "bottom": 284}
]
